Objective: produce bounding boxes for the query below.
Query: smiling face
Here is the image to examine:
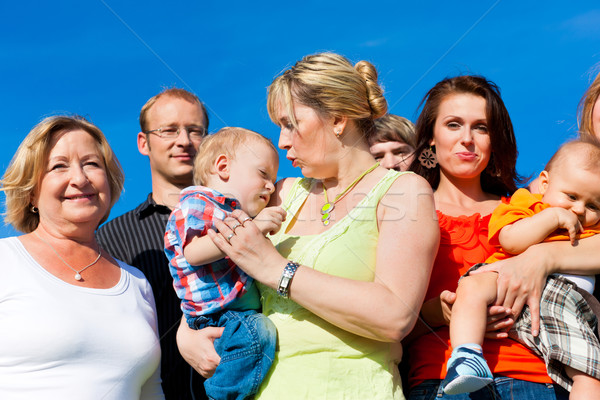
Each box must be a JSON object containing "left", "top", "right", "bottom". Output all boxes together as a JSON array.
[
  {"left": 138, "top": 95, "right": 207, "bottom": 188},
  {"left": 540, "top": 155, "right": 600, "bottom": 228},
  {"left": 369, "top": 140, "right": 415, "bottom": 171},
  {"left": 33, "top": 130, "right": 111, "bottom": 232},
  {"left": 432, "top": 93, "right": 492, "bottom": 182},
  {"left": 275, "top": 100, "right": 338, "bottom": 179},
  {"left": 225, "top": 140, "right": 279, "bottom": 217}
]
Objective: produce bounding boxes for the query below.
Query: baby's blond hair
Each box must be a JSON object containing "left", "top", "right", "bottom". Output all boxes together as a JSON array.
[
  {"left": 193, "top": 127, "right": 277, "bottom": 186},
  {"left": 544, "top": 138, "right": 600, "bottom": 174}
]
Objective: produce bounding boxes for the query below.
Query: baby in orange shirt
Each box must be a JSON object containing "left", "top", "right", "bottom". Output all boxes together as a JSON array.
[{"left": 442, "top": 139, "right": 600, "bottom": 398}]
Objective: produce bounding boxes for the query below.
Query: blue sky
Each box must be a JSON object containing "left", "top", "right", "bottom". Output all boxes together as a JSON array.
[{"left": 1, "top": 1, "right": 599, "bottom": 238}]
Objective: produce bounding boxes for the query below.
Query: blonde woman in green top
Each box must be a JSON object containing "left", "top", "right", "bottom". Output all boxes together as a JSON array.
[{"left": 177, "top": 52, "right": 439, "bottom": 399}]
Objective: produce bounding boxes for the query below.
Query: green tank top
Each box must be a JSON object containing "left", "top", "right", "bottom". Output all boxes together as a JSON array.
[{"left": 257, "top": 169, "right": 408, "bottom": 399}]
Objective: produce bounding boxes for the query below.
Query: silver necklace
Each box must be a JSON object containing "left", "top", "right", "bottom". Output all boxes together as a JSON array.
[{"left": 34, "top": 231, "right": 102, "bottom": 281}]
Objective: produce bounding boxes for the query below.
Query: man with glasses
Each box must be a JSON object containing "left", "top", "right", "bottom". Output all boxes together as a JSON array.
[{"left": 98, "top": 88, "right": 209, "bottom": 400}]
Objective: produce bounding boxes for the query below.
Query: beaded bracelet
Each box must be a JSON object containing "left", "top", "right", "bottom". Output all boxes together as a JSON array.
[{"left": 277, "top": 261, "right": 299, "bottom": 298}]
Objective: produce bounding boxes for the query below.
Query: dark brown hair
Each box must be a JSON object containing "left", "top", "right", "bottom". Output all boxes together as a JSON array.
[{"left": 409, "top": 75, "right": 521, "bottom": 196}]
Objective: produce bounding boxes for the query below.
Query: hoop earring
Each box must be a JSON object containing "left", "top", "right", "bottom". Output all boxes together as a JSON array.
[
  {"left": 31, "top": 205, "right": 38, "bottom": 214},
  {"left": 418, "top": 146, "right": 438, "bottom": 169}
]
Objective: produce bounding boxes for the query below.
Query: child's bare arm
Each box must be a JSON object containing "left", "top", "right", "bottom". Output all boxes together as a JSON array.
[
  {"left": 499, "top": 207, "right": 582, "bottom": 254},
  {"left": 183, "top": 206, "right": 286, "bottom": 266},
  {"left": 184, "top": 234, "right": 226, "bottom": 266}
]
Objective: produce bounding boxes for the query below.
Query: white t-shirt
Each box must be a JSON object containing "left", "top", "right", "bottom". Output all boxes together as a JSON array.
[{"left": 0, "top": 237, "right": 164, "bottom": 400}]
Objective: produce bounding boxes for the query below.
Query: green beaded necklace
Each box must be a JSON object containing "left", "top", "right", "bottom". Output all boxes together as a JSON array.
[{"left": 320, "top": 162, "right": 380, "bottom": 226}]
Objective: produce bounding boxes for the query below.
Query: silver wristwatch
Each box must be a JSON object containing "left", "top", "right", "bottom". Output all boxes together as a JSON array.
[{"left": 277, "top": 261, "right": 299, "bottom": 298}]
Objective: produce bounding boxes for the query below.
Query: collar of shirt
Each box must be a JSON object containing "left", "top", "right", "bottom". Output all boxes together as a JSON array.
[
  {"left": 179, "top": 186, "right": 240, "bottom": 210},
  {"left": 135, "top": 193, "right": 172, "bottom": 220}
]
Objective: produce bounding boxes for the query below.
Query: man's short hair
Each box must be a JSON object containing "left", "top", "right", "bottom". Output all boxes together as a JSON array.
[{"left": 139, "top": 88, "right": 209, "bottom": 133}]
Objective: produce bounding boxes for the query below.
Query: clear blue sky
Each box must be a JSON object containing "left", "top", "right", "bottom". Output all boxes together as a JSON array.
[{"left": 1, "top": 1, "right": 599, "bottom": 238}]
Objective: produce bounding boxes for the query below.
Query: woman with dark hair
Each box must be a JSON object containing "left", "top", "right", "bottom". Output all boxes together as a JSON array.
[{"left": 404, "top": 75, "right": 581, "bottom": 399}]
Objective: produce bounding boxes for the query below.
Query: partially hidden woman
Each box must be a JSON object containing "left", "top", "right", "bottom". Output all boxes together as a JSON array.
[
  {"left": 0, "top": 116, "right": 164, "bottom": 399},
  {"left": 404, "top": 75, "right": 573, "bottom": 399},
  {"left": 578, "top": 71, "right": 600, "bottom": 303},
  {"left": 578, "top": 69, "right": 600, "bottom": 141},
  {"left": 177, "top": 52, "right": 440, "bottom": 399}
]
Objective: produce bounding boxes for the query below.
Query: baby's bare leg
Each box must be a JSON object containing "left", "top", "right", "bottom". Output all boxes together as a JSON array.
[
  {"left": 565, "top": 366, "right": 600, "bottom": 399},
  {"left": 450, "top": 271, "right": 499, "bottom": 348}
]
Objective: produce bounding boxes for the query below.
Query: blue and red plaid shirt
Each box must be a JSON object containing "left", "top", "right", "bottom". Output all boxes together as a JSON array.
[{"left": 164, "top": 186, "right": 254, "bottom": 319}]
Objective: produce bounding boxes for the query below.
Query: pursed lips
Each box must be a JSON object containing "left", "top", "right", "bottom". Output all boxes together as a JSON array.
[
  {"left": 455, "top": 152, "right": 478, "bottom": 161},
  {"left": 287, "top": 156, "right": 298, "bottom": 167}
]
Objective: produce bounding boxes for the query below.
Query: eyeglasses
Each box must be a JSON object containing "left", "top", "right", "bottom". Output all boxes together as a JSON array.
[{"left": 144, "top": 125, "right": 207, "bottom": 140}]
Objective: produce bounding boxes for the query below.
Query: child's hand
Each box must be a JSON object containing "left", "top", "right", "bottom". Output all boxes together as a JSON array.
[
  {"left": 549, "top": 207, "right": 583, "bottom": 245},
  {"left": 253, "top": 206, "right": 287, "bottom": 236}
]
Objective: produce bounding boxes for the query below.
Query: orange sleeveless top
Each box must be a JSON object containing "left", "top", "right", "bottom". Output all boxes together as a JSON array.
[{"left": 406, "top": 210, "right": 552, "bottom": 388}]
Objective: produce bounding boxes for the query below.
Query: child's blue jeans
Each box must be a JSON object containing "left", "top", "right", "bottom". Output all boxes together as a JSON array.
[{"left": 188, "top": 309, "right": 277, "bottom": 400}]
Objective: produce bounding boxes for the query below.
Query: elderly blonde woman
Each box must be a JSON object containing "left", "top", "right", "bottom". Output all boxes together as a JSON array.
[
  {"left": 0, "top": 116, "right": 163, "bottom": 399},
  {"left": 177, "top": 52, "right": 439, "bottom": 399}
]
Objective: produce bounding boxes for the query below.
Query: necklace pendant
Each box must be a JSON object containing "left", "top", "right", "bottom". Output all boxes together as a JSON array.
[
  {"left": 321, "top": 202, "right": 334, "bottom": 215},
  {"left": 74, "top": 273, "right": 82, "bottom": 281},
  {"left": 321, "top": 202, "right": 334, "bottom": 226}
]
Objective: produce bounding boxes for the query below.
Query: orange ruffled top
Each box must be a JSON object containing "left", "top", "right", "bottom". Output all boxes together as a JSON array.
[{"left": 406, "top": 209, "right": 552, "bottom": 388}]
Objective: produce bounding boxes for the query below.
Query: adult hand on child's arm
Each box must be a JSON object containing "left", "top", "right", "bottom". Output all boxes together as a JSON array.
[
  {"left": 472, "top": 245, "right": 550, "bottom": 337},
  {"left": 405, "top": 290, "right": 512, "bottom": 342},
  {"left": 176, "top": 318, "right": 224, "bottom": 378},
  {"left": 484, "top": 305, "right": 514, "bottom": 339},
  {"left": 253, "top": 206, "right": 287, "bottom": 236}
]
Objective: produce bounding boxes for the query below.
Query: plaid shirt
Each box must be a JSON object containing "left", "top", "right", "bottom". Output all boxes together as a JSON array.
[{"left": 164, "top": 186, "right": 251, "bottom": 319}]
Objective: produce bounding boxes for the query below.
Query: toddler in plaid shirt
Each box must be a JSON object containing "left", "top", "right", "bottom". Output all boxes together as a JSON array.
[
  {"left": 442, "top": 139, "right": 600, "bottom": 397},
  {"left": 165, "top": 127, "right": 285, "bottom": 400}
]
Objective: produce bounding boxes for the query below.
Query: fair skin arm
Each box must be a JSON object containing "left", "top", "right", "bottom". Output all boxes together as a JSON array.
[
  {"left": 498, "top": 207, "right": 582, "bottom": 254},
  {"left": 404, "top": 289, "right": 513, "bottom": 343},
  {"left": 183, "top": 206, "right": 286, "bottom": 265},
  {"left": 207, "top": 173, "right": 439, "bottom": 341},
  {"left": 473, "top": 234, "right": 600, "bottom": 336}
]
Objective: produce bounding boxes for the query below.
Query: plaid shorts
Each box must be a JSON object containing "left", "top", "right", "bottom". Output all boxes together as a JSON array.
[{"left": 509, "top": 274, "right": 600, "bottom": 391}]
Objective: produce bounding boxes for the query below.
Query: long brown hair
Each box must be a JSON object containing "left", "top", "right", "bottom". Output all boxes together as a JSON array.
[{"left": 409, "top": 75, "right": 522, "bottom": 196}]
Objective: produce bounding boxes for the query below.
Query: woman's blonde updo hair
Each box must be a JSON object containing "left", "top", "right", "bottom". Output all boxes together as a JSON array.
[
  {"left": 1, "top": 115, "right": 124, "bottom": 233},
  {"left": 267, "top": 52, "right": 387, "bottom": 140}
]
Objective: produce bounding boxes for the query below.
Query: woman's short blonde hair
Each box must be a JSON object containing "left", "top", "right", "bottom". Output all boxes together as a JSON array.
[
  {"left": 1, "top": 115, "right": 124, "bottom": 233},
  {"left": 267, "top": 52, "right": 387, "bottom": 141},
  {"left": 578, "top": 70, "right": 600, "bottom": 140},
  {"left": 193, "top": 127, "right": 278, "bottom": 186}
]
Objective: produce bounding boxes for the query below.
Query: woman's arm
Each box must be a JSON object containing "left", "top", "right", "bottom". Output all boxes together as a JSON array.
[
  {"left": 403, "top": 290, "right": 513, "bottom": 344},
  {"left": 209, "top": 173, "right": 440, "bottom": 342},
  {"left": 474, "top": 234, "right": 600, "bottom": 336}
]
